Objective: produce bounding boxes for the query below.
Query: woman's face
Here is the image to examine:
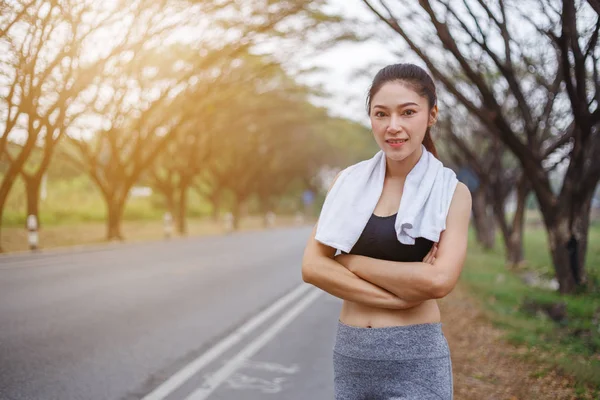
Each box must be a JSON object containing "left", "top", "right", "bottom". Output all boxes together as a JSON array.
[{"left": 369, "top": 81, "right": 438, "bottom": 162}]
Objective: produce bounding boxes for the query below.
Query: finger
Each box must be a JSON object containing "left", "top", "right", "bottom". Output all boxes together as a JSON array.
[
  {"left": 424, "top": 252, "right": 434, "bottom": 264},
  {"left": 423, "top": 249, "right": 433, "bottom": 263},
  {"left": 425, "top": 244, "right": 436, "bottom": 258},
  {"left": 424, "top": 244, "right": 438, "bottom": 264},
  {"left": 429, "top": 243, "right": 437, "bottom": 254}
]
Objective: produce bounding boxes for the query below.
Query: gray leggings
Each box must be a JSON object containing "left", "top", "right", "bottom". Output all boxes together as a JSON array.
[{"left": 333, "top": 321, "right": 453, "bottom": 400}]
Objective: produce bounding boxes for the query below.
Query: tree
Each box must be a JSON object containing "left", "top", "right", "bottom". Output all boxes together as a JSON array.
[
  {"left": 65, "top": 44, "right": 231, "bottom": 239},
  {"left": 441, "top": 111, "right": 528, "bottom": 265},
  {"left": 362, "top": 0, "right": 599, "bottom": 293},
  {"left": 0, "top": 0, "right": 193, "bottom": 247},
  {"left": 62, "top": 0, "right": 353, "bottom": 240},
  {"left": 145, "top": 53, "right": 297, "bottom": 234}
]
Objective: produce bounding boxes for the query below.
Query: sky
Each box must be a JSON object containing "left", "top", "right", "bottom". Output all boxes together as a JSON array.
[{"left": 295, "top": 0, "right": 399, "bottom": 125}]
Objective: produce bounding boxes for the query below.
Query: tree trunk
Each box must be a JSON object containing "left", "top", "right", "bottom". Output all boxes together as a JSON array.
[
  {"left": 0, "top": 167, "right": 18, "bottom": 215},
  {"left": 506, "top": 178, "right": 529, "bottom": 266},
  {"left": 164, "top": 187, "right": 175, "bottom": 217},
  {"left": 24, "top": 174, "right": 43, "bottom": 229},
  {"left": 0, "top": 172, "right": 20, "bottom": 253},
  {"left": 210, "top": 190, "right": 221, "bottom": 222},
  {"left": 492, "top": 177, "right": 528, "bottom": 267},
  {"left": 506, "top": 217, "right": 525, "bottom": 266},
  {"left": 106, "top": 195, "right": 127, "bottom": 241},
  {"left": 491, "top": 200, "right": 510, "bottom": 252},
  {"left": 232, "top": 196, "right": 243, "bottom": 231},
  {"left": 258, "top": 194, "right": 272, "bottom": 228},
  {"left": 545, "top": 193, "right": 592, "bottom": 293},
  {"left": 0, "top": 138, "right": 37, "bottom": 252},
  {"left": 471, "top": 186, "right": 496, "bottom": 249},
  {"left": 176, "top": 183, "right": 188, "bottom": 235},
  {"left": 0, "top": 202, "right": 7, "bottom": 253}
]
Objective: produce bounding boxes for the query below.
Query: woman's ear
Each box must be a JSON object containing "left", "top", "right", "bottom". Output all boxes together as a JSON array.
[{"left": 428, "top": 105, "right": 439, "bottom": 127}]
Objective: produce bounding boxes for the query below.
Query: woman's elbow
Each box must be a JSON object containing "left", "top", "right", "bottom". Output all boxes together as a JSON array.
[
  {"left": 302, "top": 264, "right": 313, "bottom": 284},
  {"left": 430, "top": 273, "right": 457, "bottom": 299},
  {"left": 301, "top": 258, "right": 317, "bottom": 284}
]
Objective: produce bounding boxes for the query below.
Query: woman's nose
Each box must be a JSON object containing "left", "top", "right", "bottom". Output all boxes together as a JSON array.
[{"left": 387, "top": 114, "right": 403, "bottom": 133}]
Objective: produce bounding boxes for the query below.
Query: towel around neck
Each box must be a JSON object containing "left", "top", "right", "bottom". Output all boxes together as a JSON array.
[{"left": 315, "top": 144, "right": 458, "bottom": 253}]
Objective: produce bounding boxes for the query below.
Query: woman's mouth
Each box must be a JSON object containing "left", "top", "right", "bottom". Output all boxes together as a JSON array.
[{"left": 386, "top": 138, "right": 408, "bottom": 148}]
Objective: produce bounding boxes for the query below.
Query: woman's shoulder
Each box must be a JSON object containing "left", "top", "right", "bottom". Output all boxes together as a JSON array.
[{"left": 449, "top": 181, "right": 472, "bottom": 214}]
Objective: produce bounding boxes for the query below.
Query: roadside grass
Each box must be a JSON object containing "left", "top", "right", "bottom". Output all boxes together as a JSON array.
[
  {"left": 2, "top": 215, "right": 307, "bottom": 254},
  {"left": 2, "top": 176, "right": 212, "bottom": 227},
  {"left": 1, "top": 176, "right": 311, "bottom": 253},
  {"left": 460, "top": 218, "right": 600, "bottom": 396}
]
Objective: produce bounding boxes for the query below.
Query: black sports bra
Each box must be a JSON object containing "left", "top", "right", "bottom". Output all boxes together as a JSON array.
[{"left": 343, "top": 213, "right": 434, "bottom": 262}]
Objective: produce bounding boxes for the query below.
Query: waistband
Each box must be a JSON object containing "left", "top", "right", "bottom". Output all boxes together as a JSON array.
[{"left": 333, "top": 320, "right": 449, "bottom": 361}]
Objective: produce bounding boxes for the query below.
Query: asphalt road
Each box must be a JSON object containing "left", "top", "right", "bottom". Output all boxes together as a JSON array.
[{"left": 0, "top": 226, "right": 341, "bottom": 400}]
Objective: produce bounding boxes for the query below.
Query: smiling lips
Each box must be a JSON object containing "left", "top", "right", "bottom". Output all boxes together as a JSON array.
[{"left": 386, "top": 138, "right": 408, "bottom": 148}]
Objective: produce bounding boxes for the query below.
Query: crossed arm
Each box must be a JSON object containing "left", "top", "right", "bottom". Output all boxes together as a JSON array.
[{"left": 301, "top": 182, "right": 472, "bottom": 308}]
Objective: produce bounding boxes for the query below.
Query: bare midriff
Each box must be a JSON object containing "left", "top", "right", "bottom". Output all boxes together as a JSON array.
[{"left": 339, "top": 299, "right": 440, "bottom": 328}]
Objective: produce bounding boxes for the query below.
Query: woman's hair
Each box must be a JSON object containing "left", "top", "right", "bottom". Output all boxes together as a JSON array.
[{"left": 366, "top": 63, "right": 438, "bottom": 158}]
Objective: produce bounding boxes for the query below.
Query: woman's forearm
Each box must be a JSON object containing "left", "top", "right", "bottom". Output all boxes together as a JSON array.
[
  {"left": 302, "top": 257, "right": 423, "bottom": 310},
  {"left": 335, "top": 254, "right": 441, "bottom": 301}
]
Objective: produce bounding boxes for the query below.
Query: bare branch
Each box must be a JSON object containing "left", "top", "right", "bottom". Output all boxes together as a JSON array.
[
  {"left": 473, "top": 0, "right": 503, "bottom": 31},
  {"left": 461, "top": 0, "right": 487, "bottom": 43},
  {"left": 560, "top": 0, "right": 591, "bottom": 130},
  {"left": 439, "top": 0, "right": 536, "bottom": 142},
  {"left": 0, "top": 0, "right": 37, "bottom": 39},
  {"left": 541, "top": 122, "right": 575, "bottom": 160}
]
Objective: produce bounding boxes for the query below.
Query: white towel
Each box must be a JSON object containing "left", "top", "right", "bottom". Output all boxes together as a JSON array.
[{"left": 315, "top": 144, "right": 458, "bottom": 253}]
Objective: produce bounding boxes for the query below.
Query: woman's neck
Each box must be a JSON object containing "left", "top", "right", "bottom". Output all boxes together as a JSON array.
[{"left": 385, "top": 145, "right": 423, "bottom": 179}]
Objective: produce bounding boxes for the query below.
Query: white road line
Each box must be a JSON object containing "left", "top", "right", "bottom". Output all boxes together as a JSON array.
[
  {"left": 185, "top": 287, "right": 322, "bottom": 400},
  {"left": 141, "top": 283, "right": 312, "bottom": 400}
]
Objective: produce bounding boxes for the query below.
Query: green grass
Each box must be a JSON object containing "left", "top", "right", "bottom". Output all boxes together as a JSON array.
[{"left": 460, "top": 220, "right": 600, "bottom": 394}]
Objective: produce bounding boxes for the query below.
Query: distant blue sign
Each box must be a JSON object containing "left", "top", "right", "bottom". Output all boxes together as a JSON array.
[{"left": 303, "top": 190, "right": 315, "bottom": 206}]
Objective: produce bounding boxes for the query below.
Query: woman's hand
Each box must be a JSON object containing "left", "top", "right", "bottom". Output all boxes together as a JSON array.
[{"left": 422, "top": 243, "right": 438, "bottom": 265}]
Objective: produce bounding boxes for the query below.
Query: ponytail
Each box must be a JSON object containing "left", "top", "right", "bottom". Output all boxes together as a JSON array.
[{"left": 423, "top": 127, "right": 438, "bottom": 159}]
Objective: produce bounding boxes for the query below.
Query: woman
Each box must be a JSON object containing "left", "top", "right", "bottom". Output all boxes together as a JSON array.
[{"left": 301, "top": 63, "right": 472, "bottom": 400}]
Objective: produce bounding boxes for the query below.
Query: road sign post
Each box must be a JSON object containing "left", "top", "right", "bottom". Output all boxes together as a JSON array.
[{"left": 27, "top": 215, "right": 39, "bottom": 251}]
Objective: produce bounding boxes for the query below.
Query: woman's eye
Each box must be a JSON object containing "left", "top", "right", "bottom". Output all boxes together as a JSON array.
[
  {"left": 375, "top": 111, "right": 386, "bottom": 117},
  {"left": 404, "top": 110, "right": 415, "bottom": 116}
]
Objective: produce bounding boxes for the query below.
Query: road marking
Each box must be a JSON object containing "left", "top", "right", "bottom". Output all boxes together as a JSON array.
[
  {"left": 223, "top": 361, "right": 300, "bottom": 394},
  {"left": 239, "top": 360, "right": 300, "bottom": 374},
  {"left": 141, "top": 283, "right": 312, "bottom": 400},
  {"left": 226, "top": 373, "right": 287, "bottom": 394},
  {"left": 185, "top": 288, "right": 321, "bottom": 400}
]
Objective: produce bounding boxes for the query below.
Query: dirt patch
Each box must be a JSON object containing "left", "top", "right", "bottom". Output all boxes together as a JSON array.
[{"left": 440, "top": 284, "right": 593, "bottom": 400}]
